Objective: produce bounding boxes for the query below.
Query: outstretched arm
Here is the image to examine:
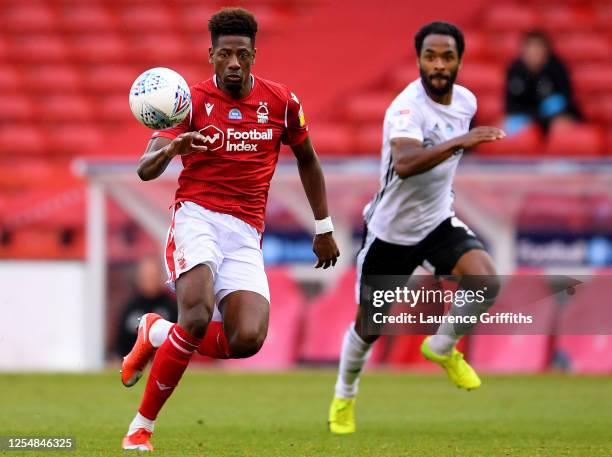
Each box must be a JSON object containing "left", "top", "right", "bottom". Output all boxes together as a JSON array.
[
  {"left": 137, "top": 132, "right": 208, "bottom": 181},
  {"left": 291, "top": 137, "right": 340, "bottom": 269},
  {"left": 391, "top": 127, "right": 505, "bottom": 179}
]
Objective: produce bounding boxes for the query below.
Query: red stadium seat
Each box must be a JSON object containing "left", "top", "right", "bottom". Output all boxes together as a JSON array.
[
  {"left": 223, "top": 268, "right": 305, "bottom": 370},
  {"left": 462, "top": 31, "right": 489, "bottom": 61},
  {"left": 24, "top": 66, "right": 83, "bottom": 93},
  {"left": 458, "top": 63, "right": 505, "bottom": 96},
  {"left": 178, "top": 5, "right": 216, "bottom": 32},
  {"left": 541, "top": 5, "right": 596, "bottom": 33},
  {"left": 580, "top": 95, "right": 612, "bottom": 124},
  {"left": 484, "top": 5, "right": 539, "bottom": 33},
  {"left": 556, "top": 33, "right": 611, "bottom": 64},
  {"left": 572, "top": 65, "right": 612, "bottom": 95},
  {"left": 39, "top": 96, "right": 94, "bottom": 123},
  {"left": 0, "top": 35, "right": 7, "bottom": 62},
  {"left": 595, "top": 4, "right": 612, "bottom": 29},
  {"left": 84, "top": 65, "right": 139, "bottom": 94},
  {"left": 470, "top": 335, "right": 552, "bottom": 373},
  {"left": 300, "top": 268, "right": 358, "bottom": 362},
  {"left": 309, "top": 123, "right": 353, "bottom": 156},
  {"left": 469, "top": 275, "right": 556, "bottom": 373},
  {"left": 389, "top": 64, "right": 419, "bottom": 92},
  {"left": 130, "top": 34, "right": 188, "bottom": 63},
  {"left": 474, "top": 94, "right": 504, "bottom": 124},
  {"left": 99, "top": 94, "right": 134, "bottom": 123},
  {"left": 544, "top": 123, "right": 604, "bottom": 156},
  {"left": 175, "top": 66, "right": 208, "bottom": 86},
  {"left": 0, "top": 67, "right": 22, "bottom": 91},
  {"left": 555, "top": 277, "right": 612, "bottom": 373},
  {"left": 59, "top": 4, "right": 118, "bottom": 33},
  {"left": 487, "top": 32, "right": 522, "bottom": 63},
  {"left": 0, "top": 125, "right": 46, "bottom": 155},
  {"left": 48, "top": 125, "right": 106, "bottom": 156},
  {"left": 476, "top": 125, "right": 544, "bottom": 157},
  {"left": 118, "top": 5, "right": 176, "bottom": 32},
  {"left": 353, "top": 124, "right": 383, "bottom": 155},
  {"left": 606, "top": 131, "right": 612, "bottom": 155},
  {"left": 0, "top": 95, "right": 36, "bottom": 122},
  {"left": 556, "top": 335, "right": 612, "bottom": 373},
  {"left": 247, "top": 6, "right": 290, "bottom": 31},
  {"left": 8, "top": 36, "right": 69, "bottom": 63},
  {"left": 2, "top": 185, "right": 85, "bottom": 229},
  {"left": 2, "top": 3, "right": 58, "bottom": 33},
  {"left": 345, "top": 92, "right": 393, "bottom": 123},
  {"left": 0, "top": 159, "right": 80, "bottom": 190},
  {"left": 71, "top": 34, "right": 129, "bottom": 63}
]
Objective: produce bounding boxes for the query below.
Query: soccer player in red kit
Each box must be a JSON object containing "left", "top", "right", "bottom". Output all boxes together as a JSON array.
[{"left": 120, "top": 8, "right": 340, "bottom": 451}]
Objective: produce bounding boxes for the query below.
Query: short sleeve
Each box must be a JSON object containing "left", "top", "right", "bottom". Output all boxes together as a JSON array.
[
  {"left": 387, "top": 105, "right": 424, "bottom": 142},
  {"left": 470, "top": 94, "right": 478, "bottom": 119},
  {"left": 281, "top": 91, "right": 309, "bottom": 146},
  {"left": 150, "top": 109, "right": 191, "bottom": 140}
]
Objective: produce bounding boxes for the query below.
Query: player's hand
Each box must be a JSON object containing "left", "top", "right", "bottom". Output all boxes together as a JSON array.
[
  {"left": 456, "top": 127, "right": 505, "bottom": 149},
  {"left": 167, "top": 132, "right": 208, "bottom": 157},
  {"left": 313, "top": 233, "right": 340, "bottom": 269}
]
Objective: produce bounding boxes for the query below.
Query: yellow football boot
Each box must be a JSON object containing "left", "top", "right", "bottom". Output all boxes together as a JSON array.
[
  {"left": 421, "top": 336, "right": 481, "bottom": 390},
  {"left": 328, "top": 397, "right": 356, "bottom": 434}
]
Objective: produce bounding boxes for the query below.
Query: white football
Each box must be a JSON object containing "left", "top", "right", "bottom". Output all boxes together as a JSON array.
[{"left": 129, "top": 67, "right": 191, "bottom": 130}]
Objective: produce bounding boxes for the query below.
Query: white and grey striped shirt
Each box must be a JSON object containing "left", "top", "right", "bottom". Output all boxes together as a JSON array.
[{"left": 364, "top": 79, "right": 477, "bottom": 245}]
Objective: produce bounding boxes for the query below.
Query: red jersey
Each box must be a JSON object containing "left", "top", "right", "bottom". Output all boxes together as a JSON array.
[{"left": 152, "top": 74, "right": 309, "bottom": 232}]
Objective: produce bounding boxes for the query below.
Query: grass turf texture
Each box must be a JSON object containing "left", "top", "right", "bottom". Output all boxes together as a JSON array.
[{"left": 1, "top": 371, "right": 611, "bottom": 456}]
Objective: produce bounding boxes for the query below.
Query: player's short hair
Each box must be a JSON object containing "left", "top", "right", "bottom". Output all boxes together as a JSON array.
[
  {"left": 208, "top": 7, "right": 258, "bottom": 47},
  {"left": 414, "top": 21, "right": 465, "bottom": 59}
]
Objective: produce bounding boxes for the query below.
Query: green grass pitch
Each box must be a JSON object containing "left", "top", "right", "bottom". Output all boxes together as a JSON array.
[{"left": 1, "top": 371, "right": 611, "bottom": 456}]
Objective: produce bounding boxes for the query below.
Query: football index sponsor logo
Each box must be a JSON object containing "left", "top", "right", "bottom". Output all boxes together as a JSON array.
[
  {"left": 226, "top": 128, "right": 272, "bottom": 151},
  {"left": 228, "top": 108, "right": 242, "bottom": 120},
  {"left": 198, "top": 125, "right": 225, "bottom": 151},
  {"left": 198, "top": 125, "right": 273, "bottom": 152}
]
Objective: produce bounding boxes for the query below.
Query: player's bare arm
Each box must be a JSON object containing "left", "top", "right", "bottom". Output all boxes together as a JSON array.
[
  {"left": 291, "top": 136, "right": 340, "bottom": 269},
  {"left": 391, "top": 126, "right": 505, "bottom": 178},
  {"left": 137, "top": 133, "right": 208, "bottom": 181}
]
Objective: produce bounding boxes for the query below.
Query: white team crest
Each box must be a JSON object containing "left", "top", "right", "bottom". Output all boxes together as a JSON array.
[
  {"left": 257, "top": 101, "right": 269, "bottom": 124},
  {"left": 205, "top": 103, "right": 214, "bottom": 116}
]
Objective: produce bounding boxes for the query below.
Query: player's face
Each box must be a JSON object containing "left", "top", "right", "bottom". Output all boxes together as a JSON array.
[
  {"left": 209, "top": 35, "right": 256, "bottom": 92},
  {"left": 418, "top": 34, "right": 461, "bottom": 97}
]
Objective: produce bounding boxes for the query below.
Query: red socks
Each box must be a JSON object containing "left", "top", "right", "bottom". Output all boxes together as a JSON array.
[
  {"left": 197, "top": 321, "right": 230, "bottom": 359},
  {"left": 138, "top": 324, "right": 200, "bottom": 420}
]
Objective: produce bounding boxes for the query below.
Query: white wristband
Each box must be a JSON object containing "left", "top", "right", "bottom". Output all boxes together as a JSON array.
[{"left": 315, "top": 216, "right": 334, "bottom": 235}]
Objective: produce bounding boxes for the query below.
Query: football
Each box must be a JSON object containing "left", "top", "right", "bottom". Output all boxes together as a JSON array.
[{"left": 128, "top": 67, "right": 191, "bottom": 130}]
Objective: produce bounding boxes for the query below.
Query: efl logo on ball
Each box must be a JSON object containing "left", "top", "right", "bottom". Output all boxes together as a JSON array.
[{"left": 129, "top": 67, "right": 191, "bottom": 130}]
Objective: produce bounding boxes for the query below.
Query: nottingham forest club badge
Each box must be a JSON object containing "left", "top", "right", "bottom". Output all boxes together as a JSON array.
[{"left": 257, "top": 102, "right": 269, "bottom": 124}]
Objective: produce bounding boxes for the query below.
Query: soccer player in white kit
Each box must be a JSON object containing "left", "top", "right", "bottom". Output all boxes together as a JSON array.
[{"left": 328, "top": 21, "right": 506, "bottom": 434}]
